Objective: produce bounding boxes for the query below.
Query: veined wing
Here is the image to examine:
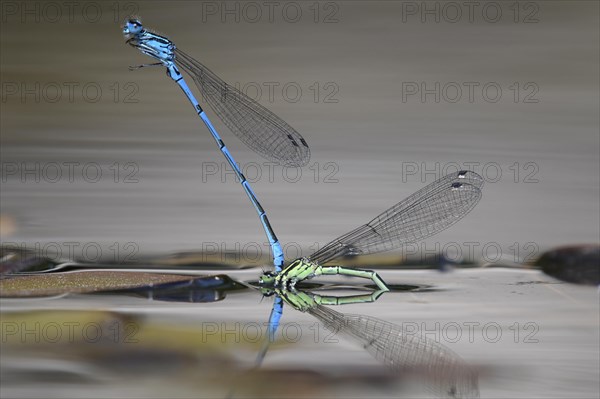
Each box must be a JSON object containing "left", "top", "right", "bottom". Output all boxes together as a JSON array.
[
  {"left": 309, "top": 304, "right": 480, "bottom": 398},
  {"left": 308, "top": 171, "right": 484, "bottom": 265},
  {"left": 174, "top": 49, "right": 310, "bottom": 167}
]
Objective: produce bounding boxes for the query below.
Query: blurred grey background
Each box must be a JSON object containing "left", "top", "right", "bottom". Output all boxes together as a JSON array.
[{"left": 1, "top": 1, "right": 598, "bottom": 263}]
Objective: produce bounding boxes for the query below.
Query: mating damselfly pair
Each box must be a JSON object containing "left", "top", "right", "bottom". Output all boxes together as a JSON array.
[
  {"left": 123, "top": 19, "right": 483, "bottom": 398},
  {"left": 123, "top": 18, "right": 483, "bottom": 293}
]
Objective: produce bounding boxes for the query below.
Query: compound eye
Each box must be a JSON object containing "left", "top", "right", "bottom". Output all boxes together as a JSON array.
[{"left": 125, "top": 18, "right": 142, "bottom": 30}]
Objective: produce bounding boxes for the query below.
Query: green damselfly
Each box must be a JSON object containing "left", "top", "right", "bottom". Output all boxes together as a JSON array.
[{"left": 259, "top": 170, "right": 484, "bottom": 292}]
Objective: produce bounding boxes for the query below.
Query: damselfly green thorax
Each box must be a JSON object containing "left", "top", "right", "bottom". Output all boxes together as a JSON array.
[
  {"left": 260, "top": 258, "right": 390, "bottom": 291},
  {"left": 259, "top": 170, "right": 484, "bottom": 293}
]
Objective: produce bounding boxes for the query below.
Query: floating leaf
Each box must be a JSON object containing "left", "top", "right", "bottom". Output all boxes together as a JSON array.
[{"left": 0, "top": 271, "right": 215, "bottom": 297}]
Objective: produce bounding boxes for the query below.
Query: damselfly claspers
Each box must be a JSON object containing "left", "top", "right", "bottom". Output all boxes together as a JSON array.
[
  {"left": 259, "top": 170, "right": 484, "bottom": 292},
  {"left": 123, "top": 18, "right": 310, "bottom": 272}
]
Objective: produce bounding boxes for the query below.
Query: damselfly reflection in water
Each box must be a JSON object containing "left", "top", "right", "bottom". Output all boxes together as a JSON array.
[
  {"left": 123, "top": 17, "right": 309, "bottom": 273},
  {"left": 251, "top": 288, "right": 481, "bottom": 399}
]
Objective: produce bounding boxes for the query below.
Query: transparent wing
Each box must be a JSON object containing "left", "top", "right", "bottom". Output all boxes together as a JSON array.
[
  {"left": 175, "top": 49, "right": 310, "bottom": 167},
  {"left": 309, "top": 304, "right": 480, "bottom": 398},
  {"left": 309, "top": 171, "right": 484, "bottom": 265}
]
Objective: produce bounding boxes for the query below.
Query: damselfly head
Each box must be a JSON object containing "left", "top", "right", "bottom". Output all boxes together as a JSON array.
[
  {"left": 259, "top": 271, "right": 276, "bottom": 286},
  {"left": 123, "top": 18, "right": 143, "bottom": 36}
]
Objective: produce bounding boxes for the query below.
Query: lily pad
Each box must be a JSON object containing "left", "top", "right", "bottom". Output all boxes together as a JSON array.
[{"left": 0, "top": 271, "right": 213, "bottom": 297}]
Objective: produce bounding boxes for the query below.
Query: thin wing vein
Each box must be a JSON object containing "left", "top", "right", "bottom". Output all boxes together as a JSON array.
[
  {"left": 309, "top": 171, "right": 484, "bottom": 264},
  {"left": 175, "top": 49, "right": 310, "bottom": 167}
]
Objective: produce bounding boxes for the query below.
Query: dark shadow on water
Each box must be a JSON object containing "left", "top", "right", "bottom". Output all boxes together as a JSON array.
[{"left": 100, "top": 274, "right": 249, "bottom": 303}]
